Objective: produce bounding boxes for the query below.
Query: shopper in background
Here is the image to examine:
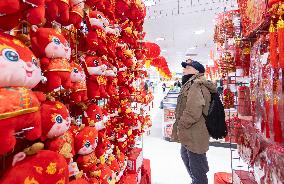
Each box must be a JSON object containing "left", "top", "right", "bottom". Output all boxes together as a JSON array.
[
  {"left": 162, "top": 83, "right": 166, "bottom": 93},
  {"left": 171, "top": 59, "right": 217, "bottom": 184}
]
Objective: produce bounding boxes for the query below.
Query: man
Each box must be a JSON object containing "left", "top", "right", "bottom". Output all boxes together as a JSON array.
[{"left": 171, "top": 59, "right": 216, "bottom": 184}]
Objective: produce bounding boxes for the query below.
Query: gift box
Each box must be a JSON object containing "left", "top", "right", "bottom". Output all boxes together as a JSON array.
[
  {"left": 232, "top": 170, "right": 257, "bottom": 184},
  {"left": 127, "top": 148, "right": 143, "bottom": 174},
  {"left": 214, "top": 172, "right": 232, "bottom": 184},
  {"left": 141, "top": 159, "right": 151, "bottom": 184}
]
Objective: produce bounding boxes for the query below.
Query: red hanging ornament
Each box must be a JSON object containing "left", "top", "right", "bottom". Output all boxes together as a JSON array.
[
  {"left": 272, "top": 70, "right": 283, "bottom": 142},
  {"left": 264, "top": 100, "right": 271, "bottom": 138},
  {"left": 269, "top": 21, "right": 278, "bottom": 69},
  {"left": 223, "top": 88, "right": 235, "bottom": 109},
  {"left": 277, "top": 16, "right": 284, "bottom": 69}
]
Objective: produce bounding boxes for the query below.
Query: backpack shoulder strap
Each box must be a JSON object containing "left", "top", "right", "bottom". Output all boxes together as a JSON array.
[{"left": 199, "top": 84, "right": 208, "bottom": 119}]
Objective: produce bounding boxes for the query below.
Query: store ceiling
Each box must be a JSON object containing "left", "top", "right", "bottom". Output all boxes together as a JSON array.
[{"left": 143, "top": 0, "right": 238, "bottom": 73}]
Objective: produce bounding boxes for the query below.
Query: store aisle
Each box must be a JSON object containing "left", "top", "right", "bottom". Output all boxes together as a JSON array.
[{"left": 143, "top": 84, "right": 232, "bottom": 184}]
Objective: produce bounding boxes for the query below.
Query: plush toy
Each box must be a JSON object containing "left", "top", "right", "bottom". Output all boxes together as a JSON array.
[
  {"left": 128, "top": 0, "right": 146, "bottom": 22},
  {"left": 46, "top": 0, "right": 70, "bottom": 24},
  {"left": 115, "top": 128, "right": 129, "bottom": 154},
  {"left": 45, "top": 130, "right": 75, "bottom": 162},
  {"left": 40, "top": 101, "right": 71, "bottom": 140},
  {"left": 115, "top": 149, "right": 127, "bottom": 177},
  {"left": 0, "top": 0, "right": 21, "bottom": 15},
  {"left": 24, "top": 0, "right": 46, "bottom": 25},
  {"left": 0, "top": 33, "right": 45, "bottom": 155},
  {"left": 30, "top": 26, "right": 72, "bottom": 92},
  {"left": 95, "top": 164, "right": 116, "bottom": 184},
  {"left": 109, "top": 159, "right": 121, "bottom": 182},
  {"left": 83, "top": 55, "right": 108, "bottom": 99},
  {"left": 102, "top": 59, "right": 118, "bottom": 97},
  {"left": 69, "top": 178, "right": 91, "bottom": 184},
  {"left": 75, "top": 127, "right": 99, "bottom": 178},
  {"left": 69, "top": 0, "right": 84, "bottom": 28},
  {"left": 0, "top": 12, "right": 23, "bottom": 31},
  {"left": 85, "top": 11, "right": 109, "bottom": 55},
  {"left": 115, "top": 0, "right": 131, "bottom": 21},
  {"left": 82, "top": 103, "right": 105, "bottom": 131},
  {"left": 70, "top": 62, "right": 88, "bottom": 103},
  {"left": 0, "top": 150, "right": 69, "bottom": 184},
  {"left": 69, "top": 115, "right": 85, "bottom": 137}
]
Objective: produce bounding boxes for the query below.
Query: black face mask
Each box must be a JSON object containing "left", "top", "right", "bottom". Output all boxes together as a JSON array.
[{"left": 182, "top": 74, "right": 194, "bottom": 85}]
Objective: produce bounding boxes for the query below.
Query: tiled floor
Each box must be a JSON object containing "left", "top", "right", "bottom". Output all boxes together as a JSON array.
[{"left": 142, "top": 84, "right": 235, "bottom": 184}]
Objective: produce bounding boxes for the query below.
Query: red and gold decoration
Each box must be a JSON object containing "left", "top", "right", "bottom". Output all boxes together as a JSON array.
[
  {"left": 237, "top": 0, "right": 267, "bottom": 37},
  {"left": 223, "top": 88, "right": 235, "bottom": 109}
]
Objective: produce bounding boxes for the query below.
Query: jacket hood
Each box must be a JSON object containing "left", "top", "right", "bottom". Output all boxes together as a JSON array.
[{"left": 194, "top": 74, "right": 217, "bottom": 93}]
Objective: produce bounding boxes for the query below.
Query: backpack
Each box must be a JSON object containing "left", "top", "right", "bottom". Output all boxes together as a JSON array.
[{"left": 201, "top": 89, "right": 228, "bottom": 139}]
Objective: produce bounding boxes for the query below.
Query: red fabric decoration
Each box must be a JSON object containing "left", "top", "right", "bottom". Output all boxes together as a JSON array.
[
  {"left": 277, "top": 17, "right": 284, "bottom": 69},
  {"left": 269, "top": 22, "right": 278, "bottom": 69}
]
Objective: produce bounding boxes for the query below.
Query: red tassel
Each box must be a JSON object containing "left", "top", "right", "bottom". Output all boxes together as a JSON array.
[
  {"left": 273, "top": 103, "right": 282, "bottom": 142},
  {"left": 277, "top": 16, "right": 284, "bottom": 69},
  {"left": 273, "top": 70, "right": 283, "bottom": 142},
  {"left": 270, "top": 21, "right": 278, "bottom": 69},
  {"left": 264, "top": 100, "right": 271, "bottom": 138}
]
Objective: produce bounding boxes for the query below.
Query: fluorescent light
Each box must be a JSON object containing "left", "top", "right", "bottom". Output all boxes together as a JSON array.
[
  {"left": 156, "top": 37, "right": 165, "bottom": 41},
  {"left": 143, "top": 0, "right": 155, "bottom": 7},
  {"left": 188, "top": 47, "right": 196, "bottom": 50},
  {"left": 194, "top": 29, "right": 205, "bottom": 35}
]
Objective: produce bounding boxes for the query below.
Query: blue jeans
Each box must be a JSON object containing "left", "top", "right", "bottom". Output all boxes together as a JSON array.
[{"left": 180, "top": 145, "right": 209, "bottom": 184}]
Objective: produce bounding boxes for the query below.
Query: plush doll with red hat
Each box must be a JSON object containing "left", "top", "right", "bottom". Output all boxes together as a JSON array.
[
  {"left": 69, "top": 0, "right": 84, "bottom": 28},
  {"left": 41, "top": 101, "right": 71, "bottom": 139},
  {"left": 0, "top": 150, "right": 69, "bottom": 184},
  {"left": 75, "top": 126, "right": 99, "bottom": 178},
  {"left": 30, "top": 26, "right": 72, "bottom": 92},
  {"left": 46, "top": 0, "right": 70, "bottom": 25},
  {"left": 0, "top": 33, "right": 45, "bottom": 155},
  {"left": 82, "top": 55, "right": 108, "bottom": 99},
  {"left": 85, "top": 11, "right": 109, "bottom": 55},
  {"left": 70, "top": 62, "right": 88, "bottom": 104},
  {"left": 82, "top": 103, "right": 106, "bottom": 131}
]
